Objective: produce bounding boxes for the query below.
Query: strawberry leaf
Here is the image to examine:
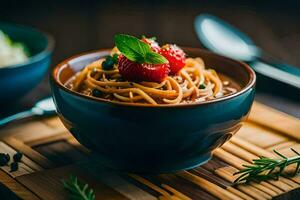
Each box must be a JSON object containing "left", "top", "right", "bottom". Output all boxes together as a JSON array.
[{"left": 114, "top": 34, "right": 168, "bottom": 64}]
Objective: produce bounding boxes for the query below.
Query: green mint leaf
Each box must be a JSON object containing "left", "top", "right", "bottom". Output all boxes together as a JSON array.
[
  {"left": 114, "top": 34, "right": 150, "bottom": 63},
  {"left": 114, "top": 34, "right": 168, "bottom": 64},
  {"left": 145, "top": 51, "right": 168, "bottom": 64}
]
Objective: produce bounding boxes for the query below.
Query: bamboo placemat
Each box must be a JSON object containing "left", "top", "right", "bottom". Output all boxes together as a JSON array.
[{"left": 0, "top": 101, "right": 299, "bottom": 200}]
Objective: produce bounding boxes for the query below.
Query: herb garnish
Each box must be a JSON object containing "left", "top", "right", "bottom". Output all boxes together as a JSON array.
[
  {"left": 141, "top": 35, "right": 157, "bottom": 41},
  {"left": 102, "top": 53, "right": 118, "bottom": 70},
  {"left": 114, "top": 34, "right": 168, "bottom": 64},
  {"left": 199, "top": 83, "right": 206, "bottom": 89},
  {"left": 234, "top": 148, "right": 300, "bottom": 183},
  {"left": 63, "top": 175, "right": 95, "bottom": 200}
]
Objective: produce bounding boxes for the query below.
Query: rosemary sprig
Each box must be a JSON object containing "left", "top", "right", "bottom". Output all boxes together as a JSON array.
[
  {"left": 234, "top": 148, "right": 300, "bottom": 184},
  {"left": 62, "top": 175, "right": 95, "bottom": 200}
]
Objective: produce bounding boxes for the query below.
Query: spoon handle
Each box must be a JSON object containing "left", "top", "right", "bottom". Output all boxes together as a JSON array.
[
  {"left": 260, "top": 52, "right": 300, "bottom": 77},
  {"left": 0, "top": 110, "right": 35, "bottom": 128},
  {"left": 266, "top": 62, "right": 300, "bottom": 77},
  {"left": 251, "top": 61, "right": 300, "bottom": 87}
]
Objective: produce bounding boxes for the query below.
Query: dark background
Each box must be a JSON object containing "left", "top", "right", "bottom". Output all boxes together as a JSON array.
[{"left": 1, "top": 0, "right": 300, "bottom": 117}]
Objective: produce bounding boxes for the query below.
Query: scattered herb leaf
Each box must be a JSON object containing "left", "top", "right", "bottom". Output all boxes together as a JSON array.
[
  {"left": 114, "top": 34, "right": 168, "bottom": 64},
  {"left": 234, "top": 148, "right": 300, "bottom": 184},
  {"left": 63, "top": 175, "right": 95, "bottom": 200}
]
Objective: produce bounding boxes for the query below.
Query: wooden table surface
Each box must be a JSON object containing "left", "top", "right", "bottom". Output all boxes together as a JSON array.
[{"left": 0, "top": 1, "right": 300, "bottom": 199}]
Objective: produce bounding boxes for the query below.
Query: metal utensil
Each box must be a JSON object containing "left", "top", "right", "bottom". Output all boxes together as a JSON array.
[
  {"left": 194, "top": 14, "right": 300, "bottom": 89},
  {"left": 0, "top": 97, "right": 56, "bottom": 128}
]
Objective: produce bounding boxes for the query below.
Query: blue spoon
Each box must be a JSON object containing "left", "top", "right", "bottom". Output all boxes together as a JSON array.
[
  {"left": 0, "top": 97, "right": 56, "bottom": 128},
  {"left": 194, "top": 14, "right": 300, "bottom": 89}
]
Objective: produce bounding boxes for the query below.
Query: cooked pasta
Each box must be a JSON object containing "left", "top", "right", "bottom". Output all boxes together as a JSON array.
[{"left": 66, "top": 54, "right": 238, "bottom": 105}]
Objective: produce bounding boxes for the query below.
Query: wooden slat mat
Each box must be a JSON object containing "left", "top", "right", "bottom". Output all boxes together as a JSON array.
[{"left": 0, "top": 102, "right": 299, "bottom": 200}]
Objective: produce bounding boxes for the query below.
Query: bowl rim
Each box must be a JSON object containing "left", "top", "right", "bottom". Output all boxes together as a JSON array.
[
  {"left": 0, "top": 22, "right": 55, "bottom": 70},
  {"left": 51, "top": 47, "right": 256, "bottom": 108}
]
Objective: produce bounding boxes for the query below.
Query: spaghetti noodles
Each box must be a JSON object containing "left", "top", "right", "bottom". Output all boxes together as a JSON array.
[{"left": 66, "top": 52, "right": 238, "bottom": 105}]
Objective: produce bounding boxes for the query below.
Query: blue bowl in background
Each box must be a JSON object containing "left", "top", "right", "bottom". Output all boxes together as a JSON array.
[
  {"left": 0, "top": 23, "right": 54, "bottom": 105},
  {"left": 51, "top": 48, "right": 256, "bottom": 173}
]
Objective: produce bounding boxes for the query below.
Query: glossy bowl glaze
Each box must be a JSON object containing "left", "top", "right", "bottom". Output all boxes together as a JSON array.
[
  {"left": 0, "top": 23, "right": 54, "bottom": 104},
  {"left": 51, "top": 48, "right": 256, "bottom": 173}
]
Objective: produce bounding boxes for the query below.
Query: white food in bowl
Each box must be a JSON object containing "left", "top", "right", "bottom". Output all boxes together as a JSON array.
[{"left": 0, "top": 30, "right": 28, "bottom": 68}]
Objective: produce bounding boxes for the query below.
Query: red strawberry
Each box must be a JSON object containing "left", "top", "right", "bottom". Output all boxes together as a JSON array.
[
  {"left": 141, "top": 38, "right": 161, "bottom": 53},
  {"left": 118, "top": 55, "right": 170, "bottom": 83},
  {"left": 160, "top": 44, "right": 186, "bottom": 75}
]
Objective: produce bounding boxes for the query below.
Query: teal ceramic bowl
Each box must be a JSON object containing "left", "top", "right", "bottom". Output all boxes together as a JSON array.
[
  {"left": 0, "top": 23, "right": 54, "bottom": 104},
  {"left": 51, "top": 48, "right": 256, "bottom": 173}
]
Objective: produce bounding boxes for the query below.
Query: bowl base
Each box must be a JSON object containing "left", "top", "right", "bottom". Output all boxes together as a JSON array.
[{"left": 156, "top": 153, "right": 213, "bottom": 174}]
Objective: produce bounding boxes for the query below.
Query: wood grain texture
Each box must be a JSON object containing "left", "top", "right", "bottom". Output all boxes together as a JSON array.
[
  {"left": 156, "top": 174, "right": 219, "bottom": 200},
  {"left": 249, "top": 102, "right": 300, "bottom": 141},
  {"left": 177, "top": 171, "right": 243, "bottom": 200},
  {"left": 92, "top": 172, "right": 157, "bottom": 200},
  {"left": 0, "top": 170, "right": 39, "bottom": 200},
  {"left": 17, "top": 165, "right": 130, "bottom": 200},
  {"left": 236, "top": 122, "right": 288, "bottom": 148},
  {"left": 0, "top": 121, "right": 58, "bottom": 143}
]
